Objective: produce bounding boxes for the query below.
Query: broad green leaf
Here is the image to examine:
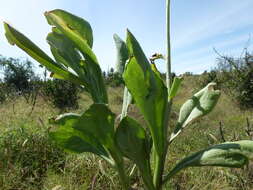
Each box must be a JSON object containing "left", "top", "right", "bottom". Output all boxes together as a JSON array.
[
  {"left": 47, "top": 31, "right": 84, "bottom": 77},
  {"left": 116, "top": 116, "right": 150, "bottom": 163},
  {"left": 47, "top": 31, "right": 107, "bottom": 103},
  {"left": 44, "top": 9, "right": 97, "bottom": 65},
  {"left": 168, "top": 77, "right": 183, "bottom": 100},
  {"left": 49, "top": 113, "right": 110, "bottom": 161},
  {"left": 169, "top": 82, "right": 220, "bottom": 143},
  {"left": 123, "top": 30, "right": 168, "bottom": 156},
  {"left": 45, "top": 9, "right": 93, "bottom": 47},
  {"left": 116, "top": 116, "right": 154, "bottom": 189},
  {"left": 45, "top": 10, "right": 108, "bottom": 103},
  {"left": 113, "top": 34, "right": 129, "bottom": 74},
  {"left": 79, "top": 60, "right": 108, "bottom": 103},
  {"left": 3, "top": 22, "right": 83, "bottom": 85},
  {"left": 74, "top": 104, "right": 116, "bottom": 149},
  {"left": 163, "top": 140, "right": 253, "bottom": 182}
]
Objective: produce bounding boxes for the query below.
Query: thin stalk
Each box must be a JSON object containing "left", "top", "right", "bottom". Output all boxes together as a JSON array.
[
  {"left": 153, "top": 0, "right": 172, "bottom": 189},
  {"left": 166, "top": 0, "right": 172, "bottom": 92}
]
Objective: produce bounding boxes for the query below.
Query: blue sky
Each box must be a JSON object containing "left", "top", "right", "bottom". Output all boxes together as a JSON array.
[{"left": 1, "top": 0, "right": 253, "bottom": 76}]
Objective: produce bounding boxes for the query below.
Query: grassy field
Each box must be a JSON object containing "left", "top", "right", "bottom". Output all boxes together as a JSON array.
[{"left": 0, "top": 75, "right": 252, "bottom": 190}]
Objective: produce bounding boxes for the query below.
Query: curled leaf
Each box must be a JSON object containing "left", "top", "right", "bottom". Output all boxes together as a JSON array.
[
  {"left": 113, "top": 34, "right": 129, "bottom": 75},
  {"left": 170, "top": 83, "right": 220, "bottom": 143},
  {"left": 45, "top": 10, "right": 108, "bottom": 104},
  {"left": 45, "top": 9, "right": 93, "bottom": 47}
]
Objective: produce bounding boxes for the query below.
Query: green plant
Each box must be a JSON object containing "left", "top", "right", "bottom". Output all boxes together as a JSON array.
[
  {"left": 3, "top": 1, "right": 253, "bottom": 189},
  {"left": 42, "top": 79, "right": 80, "bottom": 109},
  {"left": 0, "top": 56, "right": 40, "bottom": 106},
  {"left": 206, "top": 50, "right": 253, "bottom": 108}
]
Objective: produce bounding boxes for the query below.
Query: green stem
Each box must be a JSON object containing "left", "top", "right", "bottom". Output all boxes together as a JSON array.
[
  {"left": 115, "top": 160, "right": 130, "bottom": 190},
  {"left": 153, "top": 152, "right": 166, "bottom": 189},
  {"left": 142, "top": 170, "right": 156, "bottom": 190},
  {"left": 153, "top": 1, "right": 172, "bottom": 188},
  {"left": 110, "top": 149, "right": 130, "bottom": 190},
  {"left": 166, "top": 0, "right": 172, "bottom": 92},
  {"left": 120, "top": 87, "right": 132, "bottom": 120}
]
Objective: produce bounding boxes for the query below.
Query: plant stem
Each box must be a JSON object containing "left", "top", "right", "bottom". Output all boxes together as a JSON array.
[
  {"left": 115, "top": 160, "right": 130, "bottom": 190},
  {"left": 153, "top": 152, "right": 166, "bottom": 189},
  {"left": 120, "top": 87, "right": 132, "bottom": 120},
  {"left": 153, "top": 1, "right": 172, "bottom": 189},
  {"left": 110, "top": 149, "right": 130, "bottom": 190},
  {"left": 166, "top": 0, "right": 172, "bottom": 92}
]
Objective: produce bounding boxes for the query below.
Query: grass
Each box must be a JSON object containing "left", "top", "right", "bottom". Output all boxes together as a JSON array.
[{"left": 0, "top": 75, "right": 252, "bottom": 190}]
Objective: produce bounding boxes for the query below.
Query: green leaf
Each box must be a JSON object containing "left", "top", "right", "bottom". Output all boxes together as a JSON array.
[
  {"left": 74, "top": 104, "right": 116, "bottom": 149},
  {"left": 151, "top": 63, "right": 163, "bottom": 81},
  {"left": 116, "top": 116, "right": 154, "bottom": 189},
  {"left": 169, "top": 82, "right": 220, "bottom": 143},
  {"left": 47, "top": 31, "right": 107, "bottom": 103},
  {"left": 49, "top": 113, "right": 110, "bottom": 160},
  {"left": 113, "top": 34, "right": 131, "bottom": 119},
  {"left": 45, "top": 9, "right": 93, "bottom": 48},
  {"left": 45, "top": 10, "right": 108, "bottom": 103},
  {"left": 163, "top": 140, "right": 253, "bottom": 182},
  {"left": 3, "top": 22, "right": 83, "bottom": 85},
  {"left": 47, "top": 31, "right": 84, "bottom": 77},
  {"left": 44, "top": 9, "right": 97, "bottom": 64},
  {"left": 113, "top": 34, "right": 129, "bottom": 74},
  {"left": 123, "top": 30, "right": 168, "bottom": 156},
  {"left": 116, "top": 116, "right": 150, "bottom": 163},
  {"left": 168, "top": 77, "right": 183, "bottom": 100}
]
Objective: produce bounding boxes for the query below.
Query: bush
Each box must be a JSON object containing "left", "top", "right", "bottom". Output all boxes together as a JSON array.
[
  {"left": 0, "top": 57, "right": 40, "bottom": 104},
  {"left": 216, "top": 51, "right": 253, "bottom": 108},
  {"left": 42, "top": 79, "right": 80, "bottom": 109},
  {"left": 0, "top": 127, "right": 65, "bottom": 189},
  {"left": 197, "top": 70, "right": 221, "bottom": 88},
  {"left": 236, "top": 69, "right": 253, "bottom": 108},
  {"left": 1, "top": 58, "right": 36, "bottom": 92},
  {"left": 104, "top": 68, "right": 124, "bottom": 87},
  {"left": 199, "top": 51, "right": 253, "bottom": 108}
]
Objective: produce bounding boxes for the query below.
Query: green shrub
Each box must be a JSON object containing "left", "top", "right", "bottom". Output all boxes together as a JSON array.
[
  {"left": 215, "top": 51, "right": 253, "bottom": 108},
  {"left": 42, "top": 79, "right": 80, "bottom": 109},
  {"left": 104, "top": 68, "right": 124, "bottom": 87},
  {"left": 1, "top": 58, "right": 36, "bottom": 92},
  {"left": 197, "top": 70, "right": 221, "bottom": 88},
  {"left": 0, "top": 57, "right": 41, "bottom": 105}
]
